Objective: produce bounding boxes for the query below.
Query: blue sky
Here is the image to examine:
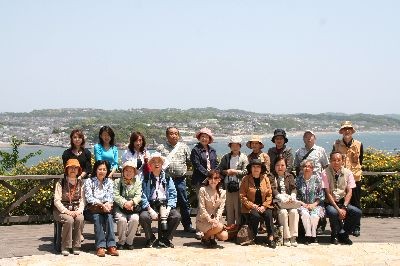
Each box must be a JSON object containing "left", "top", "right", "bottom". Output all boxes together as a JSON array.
[{"left": 0, "top": 1, "right": 399, "bottom": 114}]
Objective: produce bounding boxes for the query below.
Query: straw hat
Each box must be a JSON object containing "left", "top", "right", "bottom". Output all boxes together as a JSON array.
[
  {"left": 339, "top": 121, "right": 356, "bottom": 134},
  {"left": 246, "top": 135, "right": 264, "bottom": 149},
  {"left": 64, "top": 159, "right": 82, "bottom": 176}
]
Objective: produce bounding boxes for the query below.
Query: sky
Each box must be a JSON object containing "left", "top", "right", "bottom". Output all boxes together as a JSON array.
[{"left": 0, "top": 1, "right": 399, "bottom": 114}]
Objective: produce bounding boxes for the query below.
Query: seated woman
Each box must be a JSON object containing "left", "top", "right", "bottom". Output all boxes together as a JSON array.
[
  {"left": 113, "top": 161, "right": 142, "bottom": 250},
  {"left": 84, "top": 160, "right": 119, "bottom": 257},
  {"left": 297, "top": 159, "right": 325, "bottom": 245},
  {"left": 240, "top": 159, "right": 276, "bottom": 248},
  {"left": 53, "top": 159, "right": 85, "bottom": 256},
  {"left": 271, "top": 156, "right": 299, "bottom": 247},
  {"left": 196, "top": 170, "right": 228, "bottom": 247}
]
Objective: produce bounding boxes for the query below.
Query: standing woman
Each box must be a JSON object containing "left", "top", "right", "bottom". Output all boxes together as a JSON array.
[
  {"left": 84, "top": 160, "right": 119, "bottom": 257},
  {"left": 218, "top": 136, "right": 248, "bottom": 226},
  {"left": 62, "top": 129, "right": 92, "bottom": 179},
  {"left": 122, "top": 131, "right": 150, "bottom": 176},
  {"left": 240, "top": 159, "right": 276, "bottom": 248},
  {"left": 267, "top": 129, "right": 294, "bottom": 175},
  {"left": 113, "top": 161, "right": 142, "bottom": 250},
  {"left": 190, "top": 127, "right": 218, "bottom": 197},
  {"left": 53, "top": 159, "right": 85, "bottom": 256},
  {"left": 196, "top": 170, "right": 228, "bottom": 247},
  {"left": 94, "top": 126, "right": 118, "bottom": 178},
  {"left": 296, "top": 159, "right": 325, "bottom": 245},
  {"left": 271, "top": 157, "right": 299, "bottom": 247}
]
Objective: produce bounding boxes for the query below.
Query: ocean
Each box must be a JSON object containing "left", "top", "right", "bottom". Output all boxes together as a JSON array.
[{"left": 1, "top": 131, "right": 399, "bottom": 167}]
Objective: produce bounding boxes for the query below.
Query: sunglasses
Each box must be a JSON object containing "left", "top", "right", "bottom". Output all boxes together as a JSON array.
[{"left": 208, "top": 177, "right": 220, "bottom": 181}]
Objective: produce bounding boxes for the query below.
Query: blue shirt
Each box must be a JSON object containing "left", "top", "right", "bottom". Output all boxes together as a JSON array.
[
  {"left": 84, "top": 176, "right": 114, "bottom": 204},
  {"left": 94, "top": 143, "right": 119, "bottom": 170}
]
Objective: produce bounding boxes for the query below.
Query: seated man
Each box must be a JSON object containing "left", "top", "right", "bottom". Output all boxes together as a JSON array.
[
  {"left": 139, "top": 152, "right": 181, "bottom": 248},
  {"left": 321, "top": 151, "right": 362, "bottom": 245}
]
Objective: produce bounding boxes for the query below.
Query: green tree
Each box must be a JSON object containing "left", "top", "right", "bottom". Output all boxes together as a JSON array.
[{"left": 0, "top": 136, "right": 42, "bottom": 175}]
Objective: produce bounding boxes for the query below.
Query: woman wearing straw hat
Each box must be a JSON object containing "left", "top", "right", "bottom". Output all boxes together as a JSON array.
[
  {"left": 53, "top": 159, "right": 85, "bottom": 256},
  {"left": 246, "top": 135, "right": 271, "bottom": 174},
  {"left": 218, "top": 136, "right": 248, "bottom": 226},
  {"left": 113, "top": 161, "right": 142, "bottom": 250}
]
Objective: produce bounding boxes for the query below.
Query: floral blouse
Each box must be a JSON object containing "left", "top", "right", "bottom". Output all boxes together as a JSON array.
[{"left": 296, "top": 174, "right": 325, "bottom": 217}]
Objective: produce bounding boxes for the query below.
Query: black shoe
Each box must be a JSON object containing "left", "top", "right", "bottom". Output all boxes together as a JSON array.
[
  {"left": 338, "top": 234, "right": 353, "bottom": 245},
  {"left": 316, "top": 228, "right": 323, "bottom": 235},
  {"left": 145, "top": 234, "right": 157, "bottom": 248},
  {"left": 184, "top": 227, "right": 196, "bottom": 233},
  {"left": 353, "top": 228, "right": 360, "bottom": 237},
  {"left": 311, "top": 237, "right": 318, "bottom": 244},
  {"left": 267, "top": 239, "right": 276, "bottom": 249},
  {"left": 125, "top": 244, "right": 134, "bottom": 250},
  {"left": 201, "top": 238, "right": 213, "bottom": 248},
  {"left": 117, "top": 243, "right": 125, "bottom": 250},
  {"left": 158, "top": 238, "right": 174, "bottom": 248},
  {"left": 304, "top": 237, "right": 310, "bottom": 245},
  {"left": 331, "top": 235, "right": 339, "bottom": 245},
  {"left": 209, "top": 238, "right": 217, "bottom": 247}
]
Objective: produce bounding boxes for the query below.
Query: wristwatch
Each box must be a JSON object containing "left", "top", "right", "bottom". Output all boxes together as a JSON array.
[{"left": 343, "top": 204, "right": 348, "bottom": 210}]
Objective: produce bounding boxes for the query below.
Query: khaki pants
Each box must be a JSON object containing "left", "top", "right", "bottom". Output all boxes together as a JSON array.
[
  {"left": 115, "top": 211, "right": 140, "bottom": 246},
  {"left": 53, "top": 210, "right": 84, "bottom": 250},
  {"left": 225, "top": 191, "right": 241, "bottom": 225},
  {"left": 278, "top": 208, "right": 299, "bottom": 239}
]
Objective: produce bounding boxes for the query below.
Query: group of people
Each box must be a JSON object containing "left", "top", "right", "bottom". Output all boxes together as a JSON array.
[{"left": 53, "top": 121, "right": 363, "bottom": 256}]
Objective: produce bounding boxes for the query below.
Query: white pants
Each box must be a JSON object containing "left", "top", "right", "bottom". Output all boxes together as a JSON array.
[
  {"left": 115, "top": 211, "right": 139, "bottom": 245},
  {"left": 278, "top": 208, "right": 299, "bottom": 239},
  {"left": 299, "top": 209, "right": 319, "bottom": 237}
]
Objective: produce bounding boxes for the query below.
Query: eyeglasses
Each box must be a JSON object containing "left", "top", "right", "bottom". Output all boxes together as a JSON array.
[{"left": 302, "top": 165, "right": 313, "bottom": 168}]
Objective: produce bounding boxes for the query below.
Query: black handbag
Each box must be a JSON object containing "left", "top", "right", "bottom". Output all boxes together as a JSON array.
[{"left": 226, "top": 176, "right": 240, "bottom": 193}]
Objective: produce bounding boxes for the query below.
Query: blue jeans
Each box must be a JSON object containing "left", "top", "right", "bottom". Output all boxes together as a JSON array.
[
  {"left": 325, "top": 204, "right": 362, "bottom": 237},
  {"left": 174, "top": 177, "right": 192, "bottom": 229},
  {"left": 92, "top": 213, "right": 116, "bottom": 249}
]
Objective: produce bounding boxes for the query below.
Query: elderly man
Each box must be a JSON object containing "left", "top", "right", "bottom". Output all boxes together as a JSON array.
[
  {"left": 139, "top": 152, "right": 181, "bottom": 248},
  {"left": 157, "top": 127, "right": 195, "bottom": 233},
  {"left": 332, "top": 121, "right": 364, "bottom": 237},
  {"left": 321, "top": 151, "right": 362, "bottom": 245},
  {"left": 294, "top": 130, "right": 329, "bottom": 177}
]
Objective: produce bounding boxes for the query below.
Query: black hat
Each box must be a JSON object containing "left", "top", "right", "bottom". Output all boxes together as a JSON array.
[
  {"left": 246, "top": 159, "right": 267, "bottom": 174},
  {"left": 271, "top": 128, "right": 288, "bottom": 143}
]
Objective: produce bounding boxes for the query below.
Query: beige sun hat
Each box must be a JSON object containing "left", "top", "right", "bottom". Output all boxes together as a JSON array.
[
  {"left": 339, "top": 121, "right": 356, "bottom": 134},
  {"left": 228, "top": 136, "right": 242, "bottom": 147},
  {"left": 148, "top": 152, "right": 165, "bottom": 165},
  {"left": 246, "top": 135, "right": 264, "bottom": 149}
]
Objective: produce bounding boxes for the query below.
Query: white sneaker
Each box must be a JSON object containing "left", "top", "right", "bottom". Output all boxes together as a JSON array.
[
  {"left": 195, "top": 231, "right": 204, "bottom": 240},
  {"left": 61, "top": 249, "right": 70, "bottom": 256},
  {"left": 291, "top": 237, "right": 298, "bottom": 247},
  {"left": 284, "top": 239, "right": 291, "bottom": 247}
]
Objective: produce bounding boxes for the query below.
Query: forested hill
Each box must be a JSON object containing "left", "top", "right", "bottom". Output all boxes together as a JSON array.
[{"left": 1, "top": 108, "right": 399, "bottom": 146}]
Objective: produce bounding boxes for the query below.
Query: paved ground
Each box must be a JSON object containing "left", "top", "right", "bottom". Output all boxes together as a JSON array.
[{"left": 0, "top": 216, "right": 399, "bottom": 265}]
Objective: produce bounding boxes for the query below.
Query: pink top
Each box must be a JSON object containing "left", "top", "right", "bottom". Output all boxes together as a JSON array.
[{"left": 321, "top": 169, "right": 356, "bottom": 190}]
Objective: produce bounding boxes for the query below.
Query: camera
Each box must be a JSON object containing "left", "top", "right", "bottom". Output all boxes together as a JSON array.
[{"left": 159, "top": 202, "right": 168, "bottom": 232}]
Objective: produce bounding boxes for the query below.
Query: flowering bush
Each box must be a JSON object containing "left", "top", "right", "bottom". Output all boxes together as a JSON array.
[{"left": 361, "top": 148, "right": 400, "bottom": 211}]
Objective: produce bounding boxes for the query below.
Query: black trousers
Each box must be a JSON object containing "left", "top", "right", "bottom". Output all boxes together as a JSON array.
[
  {"left": 350, "top": 181, "right": 362, "bottom": 228},
  {"left": 244, "top": 209, "right": 275, "bottom": 237}
]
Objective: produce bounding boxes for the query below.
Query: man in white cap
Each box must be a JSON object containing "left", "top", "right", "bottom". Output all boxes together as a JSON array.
[
  {"left": 218, "top": 136, "right": 248, "bottom": 225},
  {"left": 332, "top": 121, "right": 363, "bottom": 237},
  {"left": 139, "top": 152, "right": 181, "bottom": 248}
]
